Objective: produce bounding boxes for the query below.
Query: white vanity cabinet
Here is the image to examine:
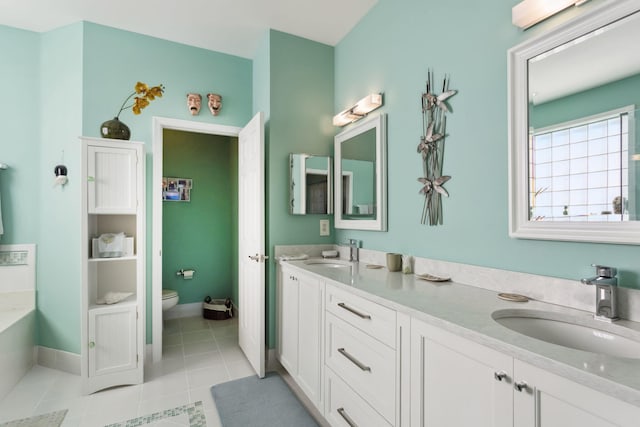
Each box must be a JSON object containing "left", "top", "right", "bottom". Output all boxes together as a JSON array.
[
  {"left": 324, "top": 283, "right": 409, "bottom": 427},
  {"left": 80, "top": 137, "right": 145, "bottom": 394},
  {"left": 410, "top": 317, "right": 640, "bottom": 427},
  {"left": 513, "top": 360, "right": 640, "bottom": 427},
  {"left": 410, "top": 318, "right": 513, "bottom": 427},
  {"left": 277, "top": 263, "right": 325, "bottom": 412}
]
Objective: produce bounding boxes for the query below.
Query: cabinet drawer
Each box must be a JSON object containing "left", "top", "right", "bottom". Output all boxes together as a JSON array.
[
  {"left": 326, "top": 284, "right": 396, "bottom": 348},
  {"left": 325, "top": 368, "right": 392, "bottom": 427},
  {"left": 326, "top": 313, "right": 396, "bottom": 423}
]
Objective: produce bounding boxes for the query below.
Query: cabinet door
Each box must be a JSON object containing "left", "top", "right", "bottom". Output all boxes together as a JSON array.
[
  {"left": 297, "top": 273, "right": 324, "bottom": 409},
  {"left": 87, "top": 145, "right": 138, "bottom": 214},
  {"left": 279, "top": 268, "right": 299, "bottom": 375},
  {"left": 514, "top": 360, "right": 640, "bottom": 427},
  {"left": 410, "top": 318, "right": 513, "bottom": 427},
  {"left": 88, "top": 305, "right": 137, "bottom": 377}
]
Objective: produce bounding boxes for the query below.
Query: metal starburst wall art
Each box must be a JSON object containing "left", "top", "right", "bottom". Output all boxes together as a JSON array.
[{"left": 417, "top": 70, "right": 457, "bottom": 225}]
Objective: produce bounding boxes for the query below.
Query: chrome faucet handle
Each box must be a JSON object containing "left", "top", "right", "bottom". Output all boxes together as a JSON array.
[{"left": 591, "top": 264, "right": 617, "bottom": 279}]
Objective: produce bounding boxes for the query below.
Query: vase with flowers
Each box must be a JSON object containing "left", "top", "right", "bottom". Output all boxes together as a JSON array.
[{"left": 101, "top": 81, "right": 165, "bottom": 140}]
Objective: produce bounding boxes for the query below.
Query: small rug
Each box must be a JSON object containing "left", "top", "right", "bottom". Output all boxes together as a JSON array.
[
  {"left": 0, "top": 410, "right": 67, "bottom": 427},
  {"left": 211, "top": 372, "right": 319, "bottom": 427},
  {"left": 104, "top": 401, "right": 206, "bottom": 427}
]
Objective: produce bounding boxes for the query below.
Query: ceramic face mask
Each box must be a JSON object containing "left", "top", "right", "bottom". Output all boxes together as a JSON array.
[
  {"left": 187, "top": 93, "right": 202, "bottom": 115},
  {"left": 207, "top": 93, "right": 222, "bottom": 116}
]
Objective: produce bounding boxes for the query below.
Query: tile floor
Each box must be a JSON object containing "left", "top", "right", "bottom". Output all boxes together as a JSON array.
[{"left": 0, "top": 316, "right": 255, "bottom": 426}]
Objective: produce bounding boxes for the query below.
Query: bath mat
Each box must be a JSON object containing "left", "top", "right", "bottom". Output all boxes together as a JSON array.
[
  {"left": 104, "top": 401, "right": 206, "bottom": 427},
  {"left": 211, "top": 372, "right": 319, "bottom": 427},
  {"left": 0, "top": 409, "right": 67, "bottom": 427}
]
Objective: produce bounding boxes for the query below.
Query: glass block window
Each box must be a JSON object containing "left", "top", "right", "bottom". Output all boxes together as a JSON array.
[{"left": 529, "top": 107, "right": 632, "bottom": 222}]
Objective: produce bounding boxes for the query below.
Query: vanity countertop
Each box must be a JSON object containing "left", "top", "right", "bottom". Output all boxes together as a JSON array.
[{"left": 282, "top": 259, "right": 640, "bottom": 407}]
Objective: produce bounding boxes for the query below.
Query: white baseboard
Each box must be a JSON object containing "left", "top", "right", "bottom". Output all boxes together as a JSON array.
[{"left": 37, "top": 346, "right": 81, "bottom": 375}]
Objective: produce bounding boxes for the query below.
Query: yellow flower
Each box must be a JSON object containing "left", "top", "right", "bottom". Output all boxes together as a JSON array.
[
  {"left": 135, "top": 82, "right": 149, "bottom": 94},
  {"left": 115, "top": 81, "right": 165, "bottom": 118}
]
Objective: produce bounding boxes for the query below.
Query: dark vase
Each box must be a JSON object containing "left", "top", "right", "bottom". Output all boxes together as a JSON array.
[{"left": 100, "top": 117, "right": 131, "bottom": 140}]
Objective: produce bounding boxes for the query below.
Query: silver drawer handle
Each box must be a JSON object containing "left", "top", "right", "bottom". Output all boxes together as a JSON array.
[
  {"left": 337, "top": 407, "right": 358, "bottom": 427},
  {"left": 338, "top": 348, "right": 371, "bottom": 372},
  {"left": 494, "top": 371, "right": 508, "bottom": 382},
  {"left": 514, "top": 381, "right": 529, "bottom": 392},
  {"left": 337, "top": 302, "right": 371, "bottom": 319}
]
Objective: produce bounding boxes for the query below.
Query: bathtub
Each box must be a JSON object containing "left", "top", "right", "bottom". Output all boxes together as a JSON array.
[
  {"left": 0, "top": 244, "right": 36, "bottom": 401},
  {"left": 0, "top": 291, "right": 35, "bottom": 400}
]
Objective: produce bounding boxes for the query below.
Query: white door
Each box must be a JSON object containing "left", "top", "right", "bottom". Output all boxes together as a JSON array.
[{"left": 238, "top": 112, "right": 266, "bottom": 378}]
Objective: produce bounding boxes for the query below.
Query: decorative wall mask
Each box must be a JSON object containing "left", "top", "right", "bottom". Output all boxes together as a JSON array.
[
  {"left": 207, "top": 93, "right": 222, "bottom": 116},
  {"left": 187, "top": 93, "right": 202, "bottom": 115},
  {"left": 417, "top": 70, "right": 457, "bottom": 225}
]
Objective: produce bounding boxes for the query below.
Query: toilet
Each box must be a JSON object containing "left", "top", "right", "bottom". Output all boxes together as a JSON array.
[{"left": 162, "top": 289, "right": 179, "bottom": 311}]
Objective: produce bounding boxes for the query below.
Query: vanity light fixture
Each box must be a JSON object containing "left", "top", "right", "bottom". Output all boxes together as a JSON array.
[
  {"left": 512, "top": 0, "right": 591, "bottom": 29},
  {"left": 333, "top": 93, "right": 383, "bottom": 127}
]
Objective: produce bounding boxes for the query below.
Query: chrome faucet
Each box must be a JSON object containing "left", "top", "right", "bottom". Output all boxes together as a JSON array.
[
  {"left": 347, "top": 239, "right": 359, "bottom": 262},
  {"left": 581, "top": 264, "right": 619, "bottom": 322}
]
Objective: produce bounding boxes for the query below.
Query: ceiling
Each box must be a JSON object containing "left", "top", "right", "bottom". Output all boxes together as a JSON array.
[{"left": 0, "top": 0, "right": 377, "bottom": 59}]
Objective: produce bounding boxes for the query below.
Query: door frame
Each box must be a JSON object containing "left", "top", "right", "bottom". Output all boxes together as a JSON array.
[{"left": 151, "top": 116, "right": 242, "bottom": 362}]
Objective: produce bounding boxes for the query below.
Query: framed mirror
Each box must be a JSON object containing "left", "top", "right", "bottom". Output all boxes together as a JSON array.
[
  {"left": 508, "top": 0, "right": 640, "bottom": 244},
  {"left": 289, "top": 154, "right": 332, "bottom": 215},
  {"left": 334, "top": 113, "right": 387, "bottom": 230}
]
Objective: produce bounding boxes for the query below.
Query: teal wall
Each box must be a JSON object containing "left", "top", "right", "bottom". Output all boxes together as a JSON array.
[
  {"left": 264, "top": 30, "right": 335, "bottom": 347},
  {"left": 5, "top": 0, "right": 638, "bottom": 357},
  {"left": 334, "top": 0, "right": 640, "bottom": 289},
  {"left": 37, "top": 23, "right": 84, "bottom": 352},
  {"left": 0, "top": 26, "right": 41, "bottom": 245},
  {"left": 1, "top": 22, "right": 253, "bottom": 353},
  {"left": 162, "top": 130, "right": 238, "bottom": 305}
]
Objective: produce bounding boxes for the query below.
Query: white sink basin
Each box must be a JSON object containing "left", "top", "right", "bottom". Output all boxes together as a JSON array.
[
  {"left": 492, "top": 309, "right": 640, "bottom": 359},
  {"left": 303, "top": 259, "right": 352, "bottom": 268}
]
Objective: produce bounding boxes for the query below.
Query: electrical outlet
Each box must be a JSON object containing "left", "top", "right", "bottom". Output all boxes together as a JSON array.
[{"left": 320, "top": 219, "right": 330, "bottom": 236}]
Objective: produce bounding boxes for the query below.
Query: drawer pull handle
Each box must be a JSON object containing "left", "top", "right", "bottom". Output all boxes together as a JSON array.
[
  {"left": 337, "top": 302, "right": 371, "bottom": 319},
  {"left": 337, "top": 407, "right": 358, "bottom": 427},
  {"left": 514, "top": 381, "right": 529, "bottom": 392},
  {"left": 338, "top": 348, "right": 371, "bottom": 372},
  {"left": 494, "top": 371, "right": 508, "bottom": 382}
]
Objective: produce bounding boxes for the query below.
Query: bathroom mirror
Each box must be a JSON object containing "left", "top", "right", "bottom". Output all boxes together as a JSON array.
[
  {"left": 334, "top": 113, "right": 387, "bottom": 230},
  {"left": 289, "top": 154, "right": 332, "bottom": 215},
  {"left": 508, "top": 0, "right": 640, "bottom": 244}
]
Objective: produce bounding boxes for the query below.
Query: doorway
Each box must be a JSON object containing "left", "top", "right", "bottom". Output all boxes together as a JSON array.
[{"left": 151, "top": 117, "right": 243, "bottom": 362}]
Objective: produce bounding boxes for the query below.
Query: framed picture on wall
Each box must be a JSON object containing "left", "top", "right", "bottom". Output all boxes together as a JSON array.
[{"left": 162, "top": 177, "right": 193, "bottom": 202}]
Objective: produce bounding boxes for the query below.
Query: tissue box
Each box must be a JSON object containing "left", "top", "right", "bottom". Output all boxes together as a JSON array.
[{"left": 92, "top": 237, "right": 134, "bottom": 258}]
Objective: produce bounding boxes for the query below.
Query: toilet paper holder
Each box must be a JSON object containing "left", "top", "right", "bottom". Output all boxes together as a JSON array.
[{"left": 176, "top": 269, "right": 195, "bottom": 279}]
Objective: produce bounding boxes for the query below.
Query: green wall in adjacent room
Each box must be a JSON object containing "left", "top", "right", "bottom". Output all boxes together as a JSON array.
[{"left": 162, "top": 130, "right": 238, "bottom": 306}]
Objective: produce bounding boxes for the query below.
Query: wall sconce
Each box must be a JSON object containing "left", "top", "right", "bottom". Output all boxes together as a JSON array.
[
  {"left": 333, "top": 93, "right": 383, "bottom": 127},
  {"left": 512, "top": 0, "right": 591, "bottom": 29},
  {"left": 54, "top": 164, "right": 68, "bottom": 187}
]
